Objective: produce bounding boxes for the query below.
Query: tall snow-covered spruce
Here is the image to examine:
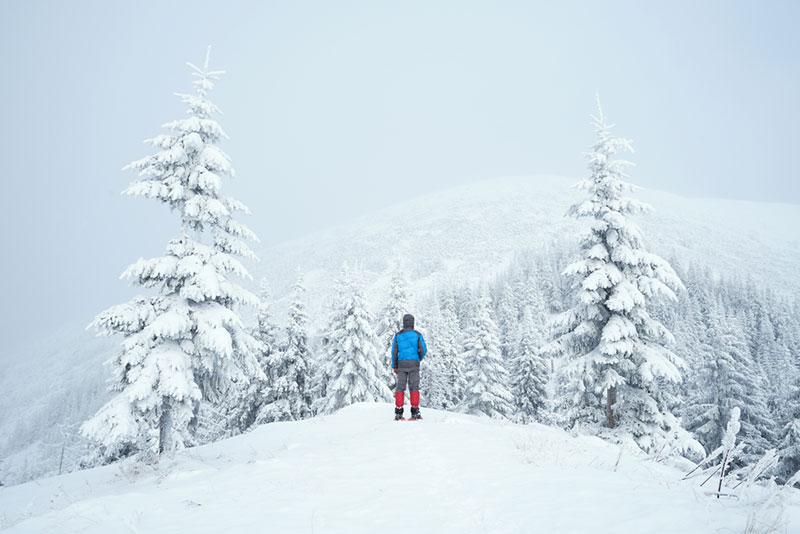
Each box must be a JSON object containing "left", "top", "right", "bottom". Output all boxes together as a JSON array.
[
  {"left": 375, "top": 269, "right": 409, "bottom": 355},
  {"left": 684, "top": 305, "right": 774, "bottom": 465},
  {"left": 228, "top": 279, "right": 280, "bottom": 432},
  {"left": 460, "top": 292, "right": 514, "bottom": 419},
  {"left": 510, "top": 306, "right": 549, "bottom": 423},
  {"left": 374, "top": 269, "right": 410, "bottom": 387},
  {"left": 548, "top": 99, "right": 700, "bottom": 456},
  {"left": 257, "top": 274, "right": 313, "bottom": 423},
  {"left": 315, "top": 274, "right": 392, "bottom": 414},
  {"left": 81, "top": 49, "right": 263, "bottom": 462},
  {"left": 779, "top": 379, "right": 800, "bottom": 482},
  {"left": 422, "top": 292, "right": 465, "bottom": 411}
]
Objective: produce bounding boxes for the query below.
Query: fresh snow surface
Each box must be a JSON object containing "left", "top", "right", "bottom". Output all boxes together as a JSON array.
[{"left": 2, "top": 403, "right": 797, "bottom": 533}]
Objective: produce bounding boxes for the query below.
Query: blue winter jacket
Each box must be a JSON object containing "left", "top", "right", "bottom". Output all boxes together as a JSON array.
[{"left": 391, "top": 329, "right": 428, "bottom": 368}]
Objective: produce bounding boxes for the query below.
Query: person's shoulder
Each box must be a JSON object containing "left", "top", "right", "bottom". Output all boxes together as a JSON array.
[{"left": 396, "top": 329, "right": 421, "bottom": 337}]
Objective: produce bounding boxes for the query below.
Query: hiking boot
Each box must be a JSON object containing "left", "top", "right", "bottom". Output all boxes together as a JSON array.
[
  {"left": 394, "top": 407, "right": 404, "bottom": 421},
  {"left": 410, "top": 407, "right": 422, "bottom": 420}
]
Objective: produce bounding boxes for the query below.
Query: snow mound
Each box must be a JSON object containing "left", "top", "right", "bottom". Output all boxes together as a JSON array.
[{"left": 2, "top": 403, "right": 796, "bottom": 533}]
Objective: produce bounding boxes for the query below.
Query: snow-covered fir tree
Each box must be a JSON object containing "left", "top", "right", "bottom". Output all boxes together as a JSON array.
[
  {"left": 309, "top": 267, "right": 353, "bottom": 409},
  {"left": 418, "top": 302, "right": 444, "bottom": 408},
  {"left": 684, "top": 306, "right": 774, "bottom": 464},
  {"left": 422, "top": 292, "right": 465, "bottom": 410},
  {"left": 315, "top": 275, "right": 392, "bottom": 414},
  {"left": 226, "top": 279, "right": 281, "bottom": 431},
  {"left": 257, "top": 274, "right": 312, "bottom": 423},
  {"left": 510, "top": 307, "right": 549, "bottom": 423},
  {"left": 460, "top": 291, "right": 514, "bottom": 419},
  {"left": 374, "top": 269, "right": 410, "bottom": 388},
  {"left": 547, "top": 99, "right": 700, "bottom": 456},
  {"left": 454, "top": 285, "right": 478, "bottom": 331},
  {"left": 669, "top": 267, "right": 711, "bottom": 404},
  {"left": 253, "top": 281, "right": 282, "bottom": 362},
  {"left": 778, "top": 379, "right": 800, "bottom": 483},
  {"left": 81, "top": 50, "right": 263, "bottom": 461},
  {"left": 754, "top": 312, "right": 797, "bottom": 415},
  {"left": 375, "top": 269, "right": 410, "bottom": 355},
  {"left": 495, "top": 284, "right": 520, "bottom": 359}
]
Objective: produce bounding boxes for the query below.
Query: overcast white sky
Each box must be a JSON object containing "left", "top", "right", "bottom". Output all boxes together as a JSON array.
[{"left": 1, "top": 0, "right": 798, "bottom": 346}]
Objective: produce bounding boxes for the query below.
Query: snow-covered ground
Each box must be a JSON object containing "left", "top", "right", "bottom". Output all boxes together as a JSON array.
[{"left": 2, "top": 403, "right": 797, "bottom": 533}]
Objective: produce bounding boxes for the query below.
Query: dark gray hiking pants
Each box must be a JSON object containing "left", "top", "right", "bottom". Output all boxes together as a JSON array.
[{"left": 395, "top": 360, "right": 420, "bottom": 392}]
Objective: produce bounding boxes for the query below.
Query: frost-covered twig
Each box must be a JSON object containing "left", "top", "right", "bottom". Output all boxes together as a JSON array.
[
  {"left": 715, "top": 408, "right": 742, "bottom": 498},
  {"left": 700, "top": 465, "right": 722, "bottom": 487},
  {"left": 733, "top": 449, "right": 780, "bottom": 491},
  {"left": 683, "top": 445, "right": 723, "bottom": 480},
  {"left": 613, "top": 443, "right": 625, "bottom": 472}
]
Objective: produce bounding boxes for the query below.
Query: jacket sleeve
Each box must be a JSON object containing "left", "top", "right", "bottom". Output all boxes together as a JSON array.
[
  {"left": 391, "top": 335, "right": 399, "bottom": 368},
  {"left": 418, "top": 333, "right": 428, "bottom": 360}
]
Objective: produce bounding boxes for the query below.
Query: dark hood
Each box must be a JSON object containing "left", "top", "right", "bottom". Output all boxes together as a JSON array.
[{"left": 402, "top": 314, "right": 415, "bottom": 330}]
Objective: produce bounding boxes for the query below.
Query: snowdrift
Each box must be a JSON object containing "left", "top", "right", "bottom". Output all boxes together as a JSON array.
[{"left": 2, "top": 403, "right": 797, "bottom": 533}]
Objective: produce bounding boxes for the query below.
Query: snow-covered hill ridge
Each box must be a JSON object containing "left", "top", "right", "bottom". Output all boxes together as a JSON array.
[
  {"left": 2, "top": 403, "right": 796, "bottom": 533},
  {"left": 256, "top": 175, "right": 800, "bottom": 325}
]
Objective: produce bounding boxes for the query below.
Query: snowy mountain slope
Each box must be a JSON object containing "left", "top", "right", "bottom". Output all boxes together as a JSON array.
[
  {"left": 0, "top": 323, "right": 115, "bottom": 485},
  {"left": 1, "top": 403, "right": 797, "bottom": 533},
  {"left": 255, "top": 175, "right": 800, "bottom": 328},
  {"left": 2, "top": 175, "right": 799, "bottom": 487}
]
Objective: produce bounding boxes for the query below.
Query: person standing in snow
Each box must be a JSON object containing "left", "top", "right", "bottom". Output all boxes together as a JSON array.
[{"left": 391, "top": 314, "right": 428, "bottom": 420}]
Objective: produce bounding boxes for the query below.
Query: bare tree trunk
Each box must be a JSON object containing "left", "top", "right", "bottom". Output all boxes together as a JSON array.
[
  {"left": 159, "top": 401, "right": 172, "bottom": 455},
  {"left": 58, "top": 443, "right": 65, "bottom": 475},
  {"left": 606, "top": 386, "right": 617, "bottom": 428},
  {"left": 716, "top": 451, "right": 730, "bottom": 499}
]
